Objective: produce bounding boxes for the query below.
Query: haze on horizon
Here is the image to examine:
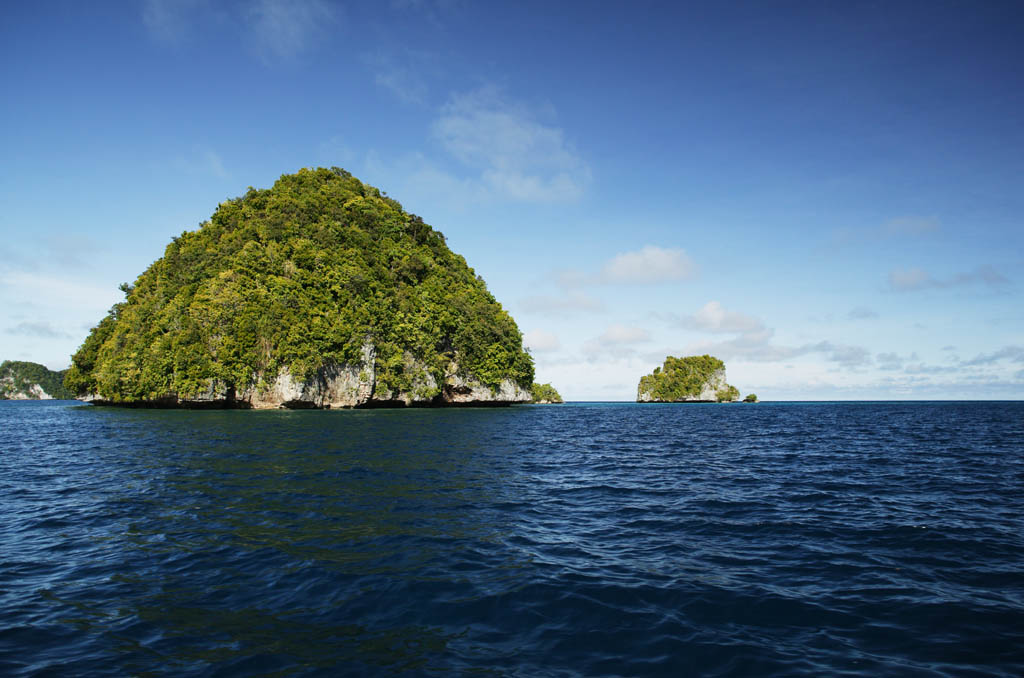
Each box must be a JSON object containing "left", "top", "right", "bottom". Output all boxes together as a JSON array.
[{"left": 2, "top": 1, "right": 1022, "bottom": 401}]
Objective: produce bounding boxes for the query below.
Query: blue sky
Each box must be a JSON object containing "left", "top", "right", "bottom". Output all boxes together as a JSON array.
[{"left": 2, "top": 0, "right": 1022, "bottom": 400}]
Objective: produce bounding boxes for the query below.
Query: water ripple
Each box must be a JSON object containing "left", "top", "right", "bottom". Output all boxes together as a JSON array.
[{"left": 1, "top": 401, "right": 1022, "bottom": 676}]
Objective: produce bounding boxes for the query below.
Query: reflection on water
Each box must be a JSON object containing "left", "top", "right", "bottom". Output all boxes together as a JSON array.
[{"left": 84, "top": 408, "right": 537, "bottom": 674}]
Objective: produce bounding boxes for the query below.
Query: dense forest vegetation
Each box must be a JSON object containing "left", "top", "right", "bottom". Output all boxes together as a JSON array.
[
  {"left": 1, "top": 361, "right": 72, "bottom": 399},
  {"left": 530, "top": 382, "right": 563, "bottom": 403},
  {"left": 637, "top": 355, "right": 739, "bottom": 402},
  {"left": 65, "top": 168, "right": 534, "bottom": 403}
]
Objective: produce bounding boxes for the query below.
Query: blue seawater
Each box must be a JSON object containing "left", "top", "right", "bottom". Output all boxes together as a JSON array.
[{"left": 1, "top": 400, "right": 1022, "bottom": 677}]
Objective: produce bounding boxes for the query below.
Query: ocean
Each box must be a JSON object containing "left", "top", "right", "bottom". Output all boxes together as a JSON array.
[{"left": 1, "top": 400, "right": 1022, "bottom": 677}]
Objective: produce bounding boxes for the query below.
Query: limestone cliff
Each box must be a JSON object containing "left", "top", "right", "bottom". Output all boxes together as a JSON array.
[
  {"left": 80, "top": 342, "right": 530, "bottom": 409},
  {"left": 1, "top": 361, "right": 72, "bottom": 400},
  {"left": 1, "top": 381, "right": 52, "bottom": 400}
]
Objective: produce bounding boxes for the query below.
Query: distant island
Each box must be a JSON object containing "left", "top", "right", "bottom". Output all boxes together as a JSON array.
[
  {"left": 637, "top": 355, "right": 740, "bottom": 403},
  {"left": 1, "top": 361, "right": 73, "bottom": 400},
  {"left": 64, "top": 168, "right": 551, "bottom": 409},
  {"left": 530, "top": 383, "right": 564, "bottom": 404}
]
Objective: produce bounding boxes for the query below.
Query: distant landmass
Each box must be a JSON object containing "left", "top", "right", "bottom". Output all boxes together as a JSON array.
[
  {"left": 64, "top": 167, "right": 549, "bottom": 409},
  {"left": 1, "top": 361, "right": 73, "bottom": 400},
  {"left": 637, "top": 355, "right": 740, "bottom": 402},
  {"left": 530, "top": 382, "right": 564, "bottom": 404}
]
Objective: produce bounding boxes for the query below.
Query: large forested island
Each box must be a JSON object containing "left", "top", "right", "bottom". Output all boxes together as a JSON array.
[
  {"left": 637, "top": 355, "right": 740, "bottom": 403},
  {"left": 65, "top": 168, "right": 539, "bottom": 409},
  {"left": 1, "top": 360, "right": 73, "bottom": 400}
]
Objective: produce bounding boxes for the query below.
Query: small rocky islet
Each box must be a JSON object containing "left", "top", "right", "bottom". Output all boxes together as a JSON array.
[{"left": 529, "top": 382, "right": 563, "bottom": 404}]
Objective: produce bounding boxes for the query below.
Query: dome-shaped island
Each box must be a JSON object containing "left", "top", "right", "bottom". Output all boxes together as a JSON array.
[{"left": 65, "top": 168, "right": 537, "bottom": 409}]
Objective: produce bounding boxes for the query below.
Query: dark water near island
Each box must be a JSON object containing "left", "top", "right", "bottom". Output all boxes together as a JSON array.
[{"left": 2, "top": 401, "right": 1022, "bottom": 677}]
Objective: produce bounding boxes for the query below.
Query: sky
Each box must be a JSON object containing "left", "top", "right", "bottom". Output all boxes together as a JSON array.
[{"left": 2, "top": 0, "right": 1023, "bottom": 400}]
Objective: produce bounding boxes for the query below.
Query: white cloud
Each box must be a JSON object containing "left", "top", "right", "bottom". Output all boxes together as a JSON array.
[
  {"left": 527, "top": 356, "right": 650, "bottom": 401},
  {"left": 523, "top": 329, "right": 561, "bottom": 353},
  {"left": 876, "top": 352, "right": 905, "bottom": 371},
  {"left": 5, "top": 321, "right": 72, "bottom": 339},
  {"left": 674, "top": 301, "right": 763, "bottom": 333},
  {"left": 828, "top": 215, "right": 940, "bottom": 248},
  {"left": 876, "top": 352, "right": 967, "bottom": 377},
  {"left": 600, "top": 246, "right": 695, "bottom": 284},
  {"left": 203, "top": 150, "right": 228, "bottom": 178},
  {"left": 888, "top": 268, "right": 930, "bottom": 291},
  {"left": 814, "top": 342, "right": 872, "bottom": 369},
  {"left": 2, "top": 235, "right": 101, "bottom": 272},
  {"left": 365, "top": 50, "right": 432, "bottom": 104},
  {"left": 550, "top": 269, "right": 590, "bottom": 289},
  {"left": 143, "top": 0, "right": 336, "bottom": 60},
  {"left": 317, "top": 137, "right": 357, "bottom": 168},
  {"left": 848, "top": 306, "right": 879, "bottom": 320},
  {"left": 174, "top": 148, "right": 229, "bottom": 178},
  {"left": 653, "top": 301, "right": 874, "bottom": 371},
  {"left": 361, "top": 150, "right": 487, "bottom": 210},
  {"left": 246, "top": 0, "right": 337, "bottom": 59},
  {"left": 0, "top": 271, "right": 121, "bottom": 312},
  {"left": 679, "top": 329, "right": 790, "bottom": 363},
  {"left": 389, "top": 0, "right": 462, "bottom": 27},
  {"left": 541, "top": 247, "right": 697, "bottom": 292},
  {"left": 596, "top": 324, "right": 651, "bottom": 345},
  {"left": 142, "top": 0, "right": 205, "bottom": 43},
  {"left": 0, "top": 271, "right": 121, "bottom": 369},
  {"left": 391, "top": 0, "right": 461, "bottom": 11},
  {"left": 432, "top": 86, "right": 591, "bottom": 203},
  {"left": 519, "top": 291, "right": 605, "bottom": 315},
  {"left": 580, "top": 324, "right": 652, "bottom": 364},
  {"left": 679, "top": 329, "right": 873, "bottom": 370},
  {"left": 903, "top": 362, "right": 960, "bottom": 375},
  {"left": 375, "top": 67, "right": 428, "bottom": 105},
  {"left": 888, "top": 265, "right": 1010, "bottom": 292},
  {"left": 883, "top": 216, "right": 939, "bottom": 236},
  {"left": 961, "top": 345, "right": 1024, "bottom": 366}
]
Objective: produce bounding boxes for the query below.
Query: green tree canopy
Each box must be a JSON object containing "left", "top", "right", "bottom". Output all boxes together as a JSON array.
[
  {"left": 716, "top": 384, "right": 740, "bottom": 402},
  {"left": 637, "top": 355, "right": 735, "bottom": 402},
  {"left": 530, "top": 382, "right": 563, "bottom": 403},
  {"left": 1, "top": 361, "right": 72, "bottom": 399},
  {"left": 65, "top": 168, "right": 534, "bottom": 403}
]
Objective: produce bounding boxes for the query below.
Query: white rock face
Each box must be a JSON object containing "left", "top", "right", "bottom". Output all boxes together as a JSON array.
[
  {"left": 1, "top": 379, "right": 54, "bottom": 400},
  {"left": 82, "top": 342, "right": 530, "bottom": 408},
  {"left": 443, "top": 372, "right": 531, "bottom": 404},
  {"left": 637, "top": 367, "right": 731, "bottom": 402}
]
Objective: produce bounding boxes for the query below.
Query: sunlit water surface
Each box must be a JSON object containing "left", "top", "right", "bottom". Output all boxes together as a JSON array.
[{"left": 1, "top": 401, "right": 1022, "bottom": 676}]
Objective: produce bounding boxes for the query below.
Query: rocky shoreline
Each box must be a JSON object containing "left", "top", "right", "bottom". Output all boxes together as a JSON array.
[{"left": 78, "top": 343, "right": 531, "bottom": 409}]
